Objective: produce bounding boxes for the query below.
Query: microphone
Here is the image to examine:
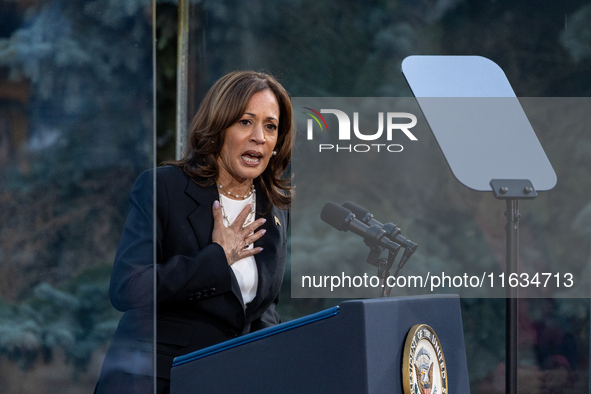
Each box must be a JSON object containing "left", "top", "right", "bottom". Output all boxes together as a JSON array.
[
  {"left": 342, "top": 201, "right": 418, "bottom": 253},
  {"left": 320, "top": 202, "right": 401, "bottom": 253}
]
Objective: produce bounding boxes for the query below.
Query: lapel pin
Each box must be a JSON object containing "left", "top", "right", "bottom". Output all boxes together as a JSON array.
[{"left": 274, "top": 215, "right": 281, "bottom": 226}]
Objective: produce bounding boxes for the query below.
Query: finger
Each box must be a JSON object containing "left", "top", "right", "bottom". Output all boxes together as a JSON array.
[
  {"left": 212, "top": 200, "right": 223, "bottom": 224},
  {"left": 239, "top": 247, "right": 264, "bottom": 259},
  {"left": 242, "top": 217, "right": 266, "bottom": 234},
  {"left": 231, "top": 204, "right": 254, "bottom": 229},
  {"left": 245, "top": 229, "right": 266, "bottom": 245}
]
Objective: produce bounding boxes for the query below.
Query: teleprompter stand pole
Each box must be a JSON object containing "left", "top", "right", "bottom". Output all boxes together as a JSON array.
[
  {"left": 505, "top": 199, "right": 519, "bottom": 394},
  {"left": 491, "top": 179, "right": 536, "bottom": 394}
]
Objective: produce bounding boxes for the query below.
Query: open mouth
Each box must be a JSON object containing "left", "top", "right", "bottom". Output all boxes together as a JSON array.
[{"left": 241, "top": 151, "right": 262, "bottom": 164}]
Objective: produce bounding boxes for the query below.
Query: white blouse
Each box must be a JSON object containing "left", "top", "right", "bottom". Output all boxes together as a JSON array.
[{"left": 219, "top": 194, "right": 258, "bottom": 304}]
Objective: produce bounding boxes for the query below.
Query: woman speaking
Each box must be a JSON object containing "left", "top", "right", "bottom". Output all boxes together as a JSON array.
[{"left": 96, "top": 71, "right": 293, "bottom": 393}]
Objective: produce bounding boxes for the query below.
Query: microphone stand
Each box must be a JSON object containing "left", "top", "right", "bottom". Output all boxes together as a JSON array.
[
  {"left": 360, "top": 222, "right": 418, "bottom": 298},
  {"left": 385, "top": 247, "right": 416, "bottom": 297},
  {"left": 364, "top": 237, "right": 420, "bottom": 298},
  {"left": 365, "top": 246, "right": 400, "bottom": 298},
  {"left": 335, "top": 202, "right": 419, "bottom": 297}
]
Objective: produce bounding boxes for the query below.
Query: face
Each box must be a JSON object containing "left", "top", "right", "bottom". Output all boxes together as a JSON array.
[{"left": 217, "top": 89, "right": 280, "bottom": 184}]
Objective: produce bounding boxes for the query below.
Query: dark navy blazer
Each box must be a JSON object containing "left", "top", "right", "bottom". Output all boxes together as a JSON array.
[{"left": 97, "top": 165, "right": 288, "bottom": 391}]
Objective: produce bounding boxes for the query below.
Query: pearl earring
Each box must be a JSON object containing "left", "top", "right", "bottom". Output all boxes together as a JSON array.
[{"left": 272, "top": 151, "right": 277, "bottom": 156}]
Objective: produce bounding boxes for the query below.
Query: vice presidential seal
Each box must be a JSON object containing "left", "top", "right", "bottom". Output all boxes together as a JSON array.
[{"left": 402, "top": 324, "right": 448, "bottom": 394}]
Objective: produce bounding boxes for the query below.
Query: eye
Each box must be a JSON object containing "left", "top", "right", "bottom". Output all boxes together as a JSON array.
[
  {"left": 265, "top": 123, "right": 278, "bottom": 132},
  {"left": 238, "top": 119, "right": 252, "bottom": 126}
]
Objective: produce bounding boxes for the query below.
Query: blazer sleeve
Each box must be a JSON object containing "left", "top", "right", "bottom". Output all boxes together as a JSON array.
[{"left": 109, "top": 169, "right": 233, "bottom": 311}]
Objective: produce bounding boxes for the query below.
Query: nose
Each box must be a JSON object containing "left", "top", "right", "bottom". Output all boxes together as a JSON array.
[{"left": 250, "top": 123, "right": 266, "bottom": 144}]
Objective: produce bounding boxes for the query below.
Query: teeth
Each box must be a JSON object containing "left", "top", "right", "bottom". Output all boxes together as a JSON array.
[{"left": 242, "top": 155, "right": 260, "bottom": 163}]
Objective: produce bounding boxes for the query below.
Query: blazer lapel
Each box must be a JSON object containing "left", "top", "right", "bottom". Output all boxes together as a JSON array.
[
  {"left": 185, "top": 179, "right": 218, "bottom": 250},
  {"left": 247, "top": 186, "right": 282, "bottom": 315}
]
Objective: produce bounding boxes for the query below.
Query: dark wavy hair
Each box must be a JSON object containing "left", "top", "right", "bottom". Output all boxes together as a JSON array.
[{"left": 165, "top": 71, "right": 293, "bottom": 210}]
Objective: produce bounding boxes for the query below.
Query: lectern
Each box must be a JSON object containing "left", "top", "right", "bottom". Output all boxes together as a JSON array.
[{"left": 170, "top": 295, "right": 469, "bottom": 394}]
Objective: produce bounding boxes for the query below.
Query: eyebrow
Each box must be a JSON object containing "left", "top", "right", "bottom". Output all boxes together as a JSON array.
[{"left": 244, "top": 112, "right": 278, "bottom": 121}]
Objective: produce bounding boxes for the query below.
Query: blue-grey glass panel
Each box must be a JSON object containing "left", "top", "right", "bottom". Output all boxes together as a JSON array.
[
  {"left": 401, "top": 55, "right": 517, "bottom": 98},
  {"left": 413, "top": 97, "right": 557, "bottom": 191},
  {"left": 402, "top": 56, "right": 557, "bottom": 191}
]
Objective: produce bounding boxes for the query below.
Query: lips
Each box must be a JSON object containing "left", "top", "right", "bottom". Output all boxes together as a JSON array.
[{"left": 241, "top": 150, "right": 263, "bottom": 165}]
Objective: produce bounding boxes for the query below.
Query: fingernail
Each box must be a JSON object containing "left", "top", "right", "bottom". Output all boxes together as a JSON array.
[
  {"left": 259, "top": 247, "right": 264, "bottom": 251},
  {"left": 213, "top": 200, "right": 220, "bottom": 209},
  {"left": 261, "top": 229, "right": 266, "bottom": 235},
  {"left": 261, "top": 219, "right": 266, "bottom": 224}
]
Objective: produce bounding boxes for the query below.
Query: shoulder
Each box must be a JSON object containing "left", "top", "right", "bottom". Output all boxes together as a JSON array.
[
  {"left": 156, "top": 165, "right": 190, "bottom": 185},
  {"left": 129, "top": 166, "right": 192, "bottom": 206},
  {"left": 135, "top": 165, "right": 189, "bottom": 180},
  {"left": 133, "top": 165, "right": 192, "bottom": 191}
]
